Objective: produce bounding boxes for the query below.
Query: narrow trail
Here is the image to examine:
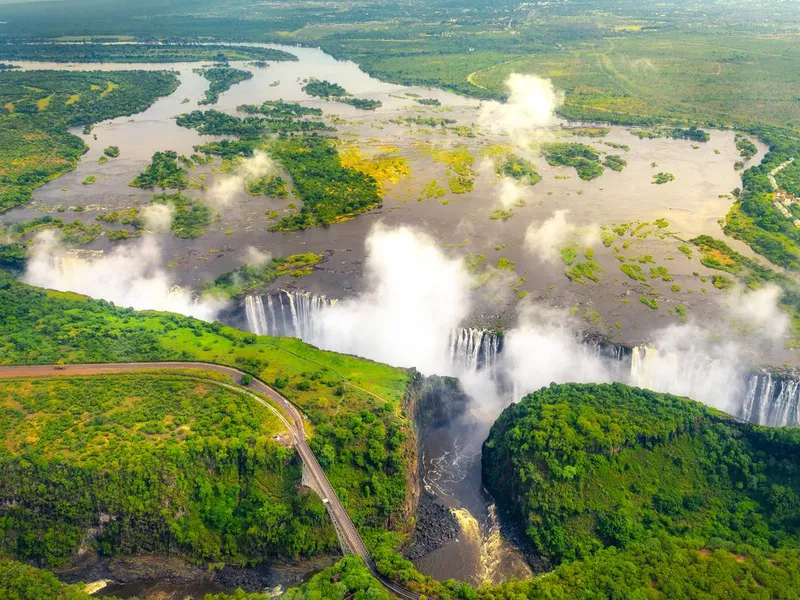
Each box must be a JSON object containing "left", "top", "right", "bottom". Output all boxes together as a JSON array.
[{"left": 0, "top": 362, "right": 420, "bottom": 600}]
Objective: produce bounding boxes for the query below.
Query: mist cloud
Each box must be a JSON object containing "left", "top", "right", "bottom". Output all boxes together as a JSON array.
[
  {"left": 504, "top": 305, "right": 612, "bottom": 400},
  {"left": 725, "top": 284, "right": 789, "bottom": 342},
  {"left": 479, "top": 74, "right": 564, "bottom": 135},
  {"left": 142, "top": 203, "right": 173, "bottom": 232},
  {"left": 243, "top": 245, "right": 272, "bottom": 267},
  {"left": 24, "top": 230, "right": 224, "bottom": 321},
  {"left": 208, "top": 150, "right": 277, "bottom": 207},
  {"left": 524, "top": 209, "right": 600, "bottom": 263},
  {"left": 312, "top": 223, "right": 473, "bottom": 374}
]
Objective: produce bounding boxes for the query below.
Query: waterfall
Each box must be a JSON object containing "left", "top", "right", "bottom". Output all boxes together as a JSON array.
[
  {"left": 244, "top": 295, "right": 270, "bottom": 336},
  {"left": 449, "top": 328, "right": 503, "bottom": 375},
  {"left": 243, "top": 290, "right": 333, "bottom": 340},
  {"left": 739, "top": 371, "right": 800, "bottom": 427}
]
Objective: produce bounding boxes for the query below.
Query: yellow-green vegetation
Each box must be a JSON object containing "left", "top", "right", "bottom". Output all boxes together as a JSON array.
[
  {"left": 541, "top": 142, "right": 604, "bottom": 180},
  {"left": 203, "top": 253, "right": 323, "bottom": 298},
  {"left": 0, "top": 69, "right": 178, "bottom": 212},
  {"left": 652, "top": 172, "right": 676, "bottom": 185},
  {"left": 59, "top": 220, "right": 102, "bottom": 245},
  {"left": 678, "top": 244, "right": 692, "bottom": 258},
  {"left": 712, "top": 274, "right": 734, "bottom": 290},
  {"left": 640, "top": 295, "right": 659, "bottom": 309},
  {"left": 479, "top": 144, "right": 512, "bottom": 159},
  {"left": 569, "top": 127, "right": 610, "bottom": 137},
  {"left": 35, "top": 94, "right": 52, "bottom": 110},
  {"left": 418, "top": 178, "right": 446, "bottom": 201},
  {"left": 560, "top": 244, "right": 578, "bottom": 265},
  {"left": 0, "top": 373, "right": 335, "bottom": 567},
  {"left": 95, "top": 208, "right": 144, "bottom": 241},
  {"left": 81, "top": 174, "right": 96, "bottom": 185},
  {"left": 603, "top": 154, "right": 627, "bottom": 171},
  {"left": 621, "top": 263, "right": 646, "bottom": 281},
  {"left": 565, "top": 256, "right": 601, "bottom": 284},
  {"left": 338, "top": 142, "right": 410, "bottom": 192},
  {"left": 151, "top": 193, "right": 212, "bottom": 238},
  {"left": 650, "top": 266, "right": 673, "bottom": 281},
  {"left": 604, "top": 141, "right": 630, "bottom": 151},
  {"left": 103, "top": 145, "right": 120, "bottom": 158},
  {"left": 496, "top": 257, "right": 515, "bottom": 271},
  {"left": 268, "top": 136, "right": 381, "bottom": 230},
  {"left": 0, "top": 272, "right": 413, "bottom": 554},
  {"left": 489, "top": 208, "right": 513, "bottom": 220},
  {"left": 424, "top": 144, "right": 475, "bottom": 194},
  {"left": 496, "top": 154, "right": 541, "bottom": 185},
  {"left": 464, "top": 253, "right": 487, "bottom": 274}
]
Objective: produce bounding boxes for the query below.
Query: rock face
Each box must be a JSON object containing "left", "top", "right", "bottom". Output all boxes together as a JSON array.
[
  {"left": 402, "top": 492, "right": 459, "bottom": 560},
  {"left": 410, "top": 373, "right": 471, "bottom": 428}
]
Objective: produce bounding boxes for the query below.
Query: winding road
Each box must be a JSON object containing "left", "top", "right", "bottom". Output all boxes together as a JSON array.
[{"left": 0, "top": 362, "right": 420, "bottom": 600}]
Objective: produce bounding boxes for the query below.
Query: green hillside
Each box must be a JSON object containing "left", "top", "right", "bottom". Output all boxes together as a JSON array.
[
  {"left": 0, "top": 272, "right": 414, "bottom": 544},
  {"left": 483, "top": 383, "right": 800, "bottom": 563}
]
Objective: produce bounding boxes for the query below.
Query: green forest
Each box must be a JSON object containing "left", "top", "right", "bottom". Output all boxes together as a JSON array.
[
  {"left": 0, "top": 69, "right": 178, "bottom": 212},
  {"left": 540, "top": 143, "right": 605, "bottom": 181},
  {"left": 483, "top": 383, "right": 800, "bottom": 562},
  {"left": 151, "top": 192, "right": 213, "bottom": 238},
  {"left": 129, "top": 150, "right": 189, "bottom": 189},
  {"left": 0, "top": 271, "right": 414, "bottom": 544},
  {"left": 195, "top": 66, "right": 253, "bottom": 105},
  {"left": 0, "top": 373, "right": 336, "bottom": 566},
  {"left": 0, "top": 44, "right": 298, "bottom": 64}
]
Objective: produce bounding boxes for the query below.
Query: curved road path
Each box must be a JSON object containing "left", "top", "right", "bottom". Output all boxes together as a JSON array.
[{"left": 0, "top": 362, "right": 420, "bottom": 600}]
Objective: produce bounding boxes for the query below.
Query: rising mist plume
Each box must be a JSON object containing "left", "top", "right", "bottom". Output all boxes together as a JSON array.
[
  {"left": 24, "top": 230, "right": 224, "bottom": 321},
  {"left": 312, "top": 222, "right": 473, "bottom": 375},
  {"left": 524, "top": 209, "right": 600, "bottom": 263},
  {"left": 478, "top": 74, "right": 564, "bottom": 136},
  {"left": 208, "top": 150, "right": 276, "bottom": 207}
]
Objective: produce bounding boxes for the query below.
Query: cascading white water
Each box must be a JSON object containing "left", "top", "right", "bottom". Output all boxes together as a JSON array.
[
  {"left": 628, "top": 344, "right": 745, "bottom": 414},
  {"left": 243, "top": 290, "right": 333, "bottom": 339},
  {"left": 449, "top": 328, "right": 502, "bottom": 376},
  {"left": 739, "top": 371, "right": 800, "bottom": 427},
  {"left": 243, "top": 294, "right": 800, "bottom": 428},
  {"left": 244, "top": 295, "right": 270, "bottom": 336}
]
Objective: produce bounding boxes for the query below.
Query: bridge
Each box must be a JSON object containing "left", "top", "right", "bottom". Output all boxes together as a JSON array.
[{"left": 0, "top": 362, "right": 420, "bottom": 600}]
